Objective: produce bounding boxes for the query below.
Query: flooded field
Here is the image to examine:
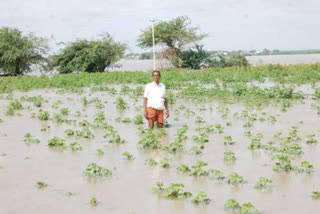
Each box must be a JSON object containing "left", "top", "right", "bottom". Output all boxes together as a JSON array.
[{"left": 1, "top": 81, "right": 320, "bottom": 214}]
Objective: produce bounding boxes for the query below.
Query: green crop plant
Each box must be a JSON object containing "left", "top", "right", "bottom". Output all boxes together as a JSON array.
[
  {"left": 297, "top": 161, "right": 314, "bottom": 173},
  {"left": 223, "top": 136, "right": 235, "bottom": 145},
  {"left": 160, "top": 158, "right": 171, "bottom": 168},
  {"left": 254, "top": 176, "right": 272, "bottom": 189},
  {"left": 6, "top": 99, "right": 23, "bottom": 116},
  {"left": 90, "top": 197, "right": 97, "bottom": 207},
  {"left": 191, "top": 191, "right": 211, "bottom": 205},
  {"left": 115, "top": 97, "right": 128, "bottom": 110},
  {"left": 224, "top": 198, "right": 240, "bottom": 210},
  {"left": 96, "top": 148, "right": 104, "bottom": 156},
  {"left": 133, "top": 114, "right": 143, "bottom": 124},
  {"left": 190, "top": 160, "right": 209, "bottom": 176},
  {"left": 64, "top": 129, "right": 75, "bottom": 136},
  {"left": 305, "top": 134, "right": 318, "bottom": 144},
  {"left": 137, "top": 129, "right": 161, "bottom": 149},
  {"left": 24, "top": 133, "right": 40, "bottom": 144},
  {"left": 36, "top": 181, "right": 48, "bottom": 189},
  {"left": 209, "top": 169, "right": 225, "bottom": 180},
  {"left": 38, "top": 110, "right": 50, "bottom": 120},
  {"left": 60, "top": 107, "right": 69, "bottom": 115},
  {"left": 227, "top": 172, "right": 245, "bottom": 185},
  {"left": 312, "top": 191, "right": 320, "bottom": 199},
  {"left": 104, "top": 130, "right": 126, "bottom": 144},
  {"left": 83, "top": 162, "right": 112, "bottom": 177},
  {"left": 177, "top": 164, "right": 191, "bottom": 173},
  {"left": 48, "top": 136, "right": 66, "bottom": 148},
  {"left": 239, "top": 202, "right": 261, "bottom": 214},
  {"left": 122, "top": 151, "right": 134, "bottom": 160},
  {"left": 191, "top": 146, "right": 202, "bottom": 155},
  {"left": 75, "top": 128, "right": 95, "bottom": 139},
  {"left": 152, "top": 182, "right": 192, "bottom": 199},
  {"left": 224, "top": 151, "right": 236, "bottom": 162},
  {"left": 145, "top": 157, "right": 158, "bottom": 166},
  {"left": 69, "top": 142, "right": 82, "bottom": 151},
  {"left": 272, "top": 154, "right": 294, "bottom": 172}
]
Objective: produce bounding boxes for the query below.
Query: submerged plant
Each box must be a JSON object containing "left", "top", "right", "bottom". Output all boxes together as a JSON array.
[
  {"left": 191, "top": 191, "right": 211, "bottom": 205},
  {"left": 48, "top": 136, "right": 66, "bottom": 148},
  {"left": 152, "top": 182, "right": 192, "bottom": 199},
  {"left": 24, "top": 133, "right": 40, "bottom": 144},
  {"left": 145, "top": 157, "right": 158, "bottom": 166},
  {"left": 254, "top": 176, "right": 272, "bottom": 189},
  {"left": 36, "top": 181, "right": 48, "bottom": 189},
  {"left": 224, "top": 151, "right": 236, "bottom": 162},
  {"left": 312, "top": 191, "right": 320, "bottom": 199},
  {"left": 38, "top": 110, "right": 50, "bottom": 120},
  {"left": 227, "top": 172, "right": 245, "bottom": 185},
  {"left": 122, "top": 151, "right": 134, "bottom": 160},
  {"left": 69, "top": 142, "right": 82, "bottom": 151},
  {"left": 83, "top": 162, "right": 112, "bottom": 177},
  {"left": 115, "top": 97, "right": 128, "bottom": 110},
  {"left": 90, "top": 197, "right": 97, "bottom": 207}
]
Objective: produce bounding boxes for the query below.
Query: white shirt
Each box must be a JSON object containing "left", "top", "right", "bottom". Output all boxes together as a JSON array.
[{"left": 144, "top": 81, "right": 167, "bottom": 110}]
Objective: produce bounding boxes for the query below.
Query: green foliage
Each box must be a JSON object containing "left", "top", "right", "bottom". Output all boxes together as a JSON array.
[
  {"left": 49, "top": 33, "right": 126, "bottom": 73},
  {"left": 36, "top": 181, "right": 48, "bottom": 189},
  {"left": 24, "top": 133, "right": 40, "bottom": 144},
  {"left": 312, "top": 191, "right": 320, "bottom": 199},
  {"left": 69, "top": 142, "right": 82, "bottom": 151},
  {"left": 0, "top": 27, "right": 48, "bottom": 75},
  {"left": 152, "top": 182, "right": 192, "bottom": 199},
  {"left": 224, "top": 198, "right": 240, "bottom": 209},
  {"left": 48, "top": 136, "right": 66, "bottom": 148},
  {"left": 145, "top": 157, "right": 158, "bottom": 166},
  {"left": 227, "top": 172, "right": 245, "bottom": 185},
  {"left": 181, "top": 44, "right": 212, "bottom": 69},
  {"left": 96, "top": 148, "right": 104, "bottom": 156},
  {"left": 90, "top": 197, "right": 97, "bottom": 207},
  {"left": 191, "top": 191, "right": 211, "bottom": 205},
  {"left": 6, "top": 99, "right": 23, "bottom": 115},
  {"left": 137, "top": 129, "right": 161, "bottom": 149},
  {"left": 137, "top": 16, "right": 207, "bottom": 67},
  {"left": 225, "top": 199, "right": 261, "bottom": 214},
  {"left": 133, "top": 114, "right": 143, "bottom": 124},
  {"left": 38, "top": 110, "right": 50, "bottom": 120},
  {"left": 122, "top": 151, "right": 134, "bottom": 160},
  {"left": 115, "top": 97, "right": 128, "bottom": 110},
  {"left": 224, "top": 151, "right": 236, "bottom": 161},
  {"left": 83, "top": 162, "right": 112, "bottom": 177},
  {"left": 254, "top": 176, "right": 272, "bottom": 189}
]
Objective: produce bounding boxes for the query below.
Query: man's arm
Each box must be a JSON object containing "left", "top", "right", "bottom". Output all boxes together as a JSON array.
[
  {"left": 164, "top": 98, "right": 169, "bottom": 118},
  {"left": 144, "top": 97, "right": 148, "bottom": 119}
]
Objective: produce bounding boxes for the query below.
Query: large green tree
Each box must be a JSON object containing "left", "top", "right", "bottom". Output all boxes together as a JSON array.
[
  {"left": 50, "top": 33, "right": 126, "bottom": 73},
  {"left": 137, "top": 16, "right": 208, "bottom": 67},
  {"left": 0, "top": 27, "right": 49, "bottom": 76}
]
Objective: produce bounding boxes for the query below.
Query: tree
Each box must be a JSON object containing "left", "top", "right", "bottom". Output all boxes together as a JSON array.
[
  {"left": 49, "top": 33, "right": 126, "bottom": 73},
  {"left": 137, "top": 16, "right": 208, "bottom": 67},
  {"left": 0, "top": 27, "right": 49, "bottom": 76},
  {"left": 181, "top": 44, "right": 212, "bottom": 69}
]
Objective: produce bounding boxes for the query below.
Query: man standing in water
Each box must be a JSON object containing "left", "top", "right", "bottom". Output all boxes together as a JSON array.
[{"left": 143, "top": 70, "right": 169, "bottom": 129}]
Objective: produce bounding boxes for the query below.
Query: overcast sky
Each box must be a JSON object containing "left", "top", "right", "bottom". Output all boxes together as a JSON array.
[{"left": 1, "top": 0, "right": 319, "bottom": 53}]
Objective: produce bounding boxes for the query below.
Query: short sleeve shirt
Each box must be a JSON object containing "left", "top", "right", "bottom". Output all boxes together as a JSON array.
[{"left": 144, "top": 81, "right": 167, "bottom": 110}]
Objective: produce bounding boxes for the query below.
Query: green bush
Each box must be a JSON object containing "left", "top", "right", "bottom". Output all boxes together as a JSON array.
[
  {"left": 0, "top": 27, "right": 48, "bottom": 75},
  {"left": 49, "top": 33, "right": 126, "bottom": 73},
  {"left": 181, "top": 44, "right": 212, "bottom": 69}
]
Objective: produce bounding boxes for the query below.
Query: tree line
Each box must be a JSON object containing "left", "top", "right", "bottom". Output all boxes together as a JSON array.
[{"left": 0, "top": 16, "right": 248, "bottom": 76}]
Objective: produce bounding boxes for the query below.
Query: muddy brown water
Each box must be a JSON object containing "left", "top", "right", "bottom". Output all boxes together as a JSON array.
[{"left": 0, "top": 84, "right": 320, "bottom": 214}]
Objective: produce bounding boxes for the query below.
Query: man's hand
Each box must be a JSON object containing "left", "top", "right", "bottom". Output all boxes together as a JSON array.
[{"left": 144, "top": 109, "right": 148, "bottom": 119}]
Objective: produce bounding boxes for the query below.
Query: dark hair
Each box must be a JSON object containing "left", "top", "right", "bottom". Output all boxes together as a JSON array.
[{"left": 152, "top": 70, "right": 161, "bottom": 77}]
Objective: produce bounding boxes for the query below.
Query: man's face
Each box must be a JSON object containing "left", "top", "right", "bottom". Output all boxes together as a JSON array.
[{"left": 152, "top": 72, "right": 160, "bottom": 82}]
